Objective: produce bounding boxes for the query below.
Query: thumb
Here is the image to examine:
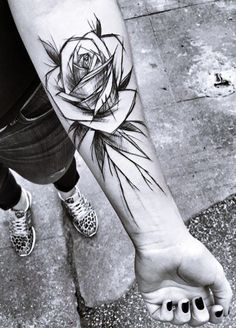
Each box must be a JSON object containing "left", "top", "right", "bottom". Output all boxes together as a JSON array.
[{"left": 210, "top": 265, "right": 233, "bottom": 316}]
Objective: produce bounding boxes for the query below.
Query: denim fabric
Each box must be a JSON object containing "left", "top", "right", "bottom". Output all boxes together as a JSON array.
[{"left": 0, "top": 84, "right": 78, "bottom": 209}]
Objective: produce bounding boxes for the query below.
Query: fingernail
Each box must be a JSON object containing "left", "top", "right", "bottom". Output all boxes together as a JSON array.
[
  {"left": 195, "top": 297, "right": 204, "bottom": 310},
  {"left": 182, "top": 301, "right": 190, "bottom": 313},
  {"left": 215, "top": 310, "right": 223, "bottom": 318},
  {"left": 167, "top": 301, "right": 173, "bottom": 311}
]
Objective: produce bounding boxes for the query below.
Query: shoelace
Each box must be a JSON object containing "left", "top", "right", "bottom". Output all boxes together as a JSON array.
[
  {"left": 67, "top": 194, "right": 92, "bottom": 219},
  {"left": 10, "top": 212, "right": 28, "bottom": 236}
]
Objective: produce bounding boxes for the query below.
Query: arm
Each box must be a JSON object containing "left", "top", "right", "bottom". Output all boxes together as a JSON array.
[{"left": 8, "top": 0, "right": 232, "bottom": 325}]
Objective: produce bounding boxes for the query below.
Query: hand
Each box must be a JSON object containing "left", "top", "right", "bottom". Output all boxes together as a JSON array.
[{"left": 135, "top": 234, "right": 232, "bottom": 326}]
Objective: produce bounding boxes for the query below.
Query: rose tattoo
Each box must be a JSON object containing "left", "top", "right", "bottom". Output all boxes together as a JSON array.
[{"left": 42, "top": 18, "right": 163, "bottom": 219}]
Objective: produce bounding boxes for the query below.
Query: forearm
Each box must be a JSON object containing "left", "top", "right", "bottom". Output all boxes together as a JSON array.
[{"left": 9, "top": 0, "right": 188, "bottom": 248}]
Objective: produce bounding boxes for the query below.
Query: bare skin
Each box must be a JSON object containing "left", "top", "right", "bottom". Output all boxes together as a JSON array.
[{"left": 8, "top": 0, "right": 232, "bottom": 325}]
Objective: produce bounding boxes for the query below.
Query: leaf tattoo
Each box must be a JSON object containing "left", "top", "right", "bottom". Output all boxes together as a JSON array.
[{"left": 42, "top": 18, "right": 164, "bottom": 219}]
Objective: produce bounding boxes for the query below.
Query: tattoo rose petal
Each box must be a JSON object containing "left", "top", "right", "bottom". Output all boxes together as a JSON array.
[{"left": 44, "top": 21, "right": 135, "bottom": 134}]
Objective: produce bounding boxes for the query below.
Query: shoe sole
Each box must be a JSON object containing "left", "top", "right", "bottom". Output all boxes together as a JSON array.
[{"left": 19, "top": 191, "right": 36, "bottom": 257}]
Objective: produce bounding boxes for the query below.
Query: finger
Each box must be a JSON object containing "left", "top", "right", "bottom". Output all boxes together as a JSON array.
[
  {"left": 189, "top": 297, "right": 210, "bottom": 327},
  {"left": 210, "top": 266, "right": 233, "bottom": 316},
  {"left": 172, "top": 299, "right": 191, "bottom": 325},
  {"left": 145, "top": 302, "right": 161, "bottom": 319},
  {"left": 160, "top": 300, "right": 174, "bottom": 322},
  {"left": 209, "top": 305, "right": 224, "bottom": 324},
  {"left": 147, "top": 300, "right": 174, "bottom": 322}
]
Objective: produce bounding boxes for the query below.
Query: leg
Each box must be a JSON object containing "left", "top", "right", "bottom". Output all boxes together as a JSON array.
[
  {"left": 0, "top": 163, "right": 21, "bottom": 210},
  {"left": 53, "top": 157, "right": 79, "bottom": 193},
  {"left": 0, "top": 164, "right": 31, "bottom": 212}
]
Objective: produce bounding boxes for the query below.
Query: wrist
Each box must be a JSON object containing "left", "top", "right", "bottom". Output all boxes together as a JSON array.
[
  {"left": 127, "top": 195, "right": 191, "bottom": 251},
  {"left": 132, "top": 223, "right": 191, "bottom": 252}
]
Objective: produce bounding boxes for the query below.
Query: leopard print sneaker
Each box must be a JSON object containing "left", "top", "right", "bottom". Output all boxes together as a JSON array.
[
  {"left": 8, "top": 189, "right": 36, "bottom": 257},
  {"left": 60, "top": 187, "right": 98, "bottom": 237}
]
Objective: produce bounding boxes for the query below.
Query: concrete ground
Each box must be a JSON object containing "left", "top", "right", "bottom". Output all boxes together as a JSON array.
[{"left": 0, "top": 0, "right": 235, "bottom": 327}]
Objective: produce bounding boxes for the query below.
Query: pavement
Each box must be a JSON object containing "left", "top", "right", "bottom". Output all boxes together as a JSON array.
[{"left": 0, "top": 0, "right": 235, "bottom": 327}]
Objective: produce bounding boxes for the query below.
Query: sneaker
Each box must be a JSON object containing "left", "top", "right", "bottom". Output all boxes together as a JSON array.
[
  {"left": 59, "top": 187, "right": 98, "bottom": 237},
  {"left": 8, "top": 189, "right": 36, "bottom": 257}
]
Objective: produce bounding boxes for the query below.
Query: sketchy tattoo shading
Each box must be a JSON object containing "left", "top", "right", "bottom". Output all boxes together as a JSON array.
[{"left": 42, "top": 17, "right": 164, "bottom": 218}]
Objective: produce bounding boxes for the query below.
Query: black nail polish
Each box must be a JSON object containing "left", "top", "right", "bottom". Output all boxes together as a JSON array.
[
  {"left": 182, "top": 302, "right": 190, "bottom": 313},
  {"left": 195, "top": 297, "right": 204, "bottom": 310},
  {"left": 167, "top": 301, "right": 173, "bottom": 311},
  {"left": 215, "top": 310, "right": 223, "bottom": 318}
]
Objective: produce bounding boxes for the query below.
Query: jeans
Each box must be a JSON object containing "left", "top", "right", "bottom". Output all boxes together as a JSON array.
[{"left": 0, "top": 84, "right": 79, "bottom": 210}]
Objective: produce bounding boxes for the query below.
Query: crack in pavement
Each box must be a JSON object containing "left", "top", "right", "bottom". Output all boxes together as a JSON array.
[
  {"left": 125, "top": 1, "right": 216, "bottom": 21},
  {"left": 63, "top": 213, "right": 87, "bottom": 325}
]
